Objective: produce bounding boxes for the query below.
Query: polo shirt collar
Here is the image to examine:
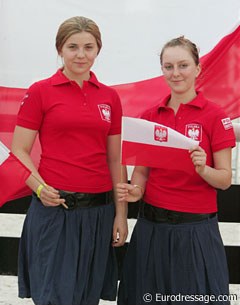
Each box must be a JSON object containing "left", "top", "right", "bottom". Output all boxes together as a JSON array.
[
  {"left": 158, "top": 91, "right": 207, "bottom": 110},
  {"left": 87, "top": 71, "right": 100, "bottom": 88},
  {"left": 51, "top": 69, "right": 100, "bottom": 88}
]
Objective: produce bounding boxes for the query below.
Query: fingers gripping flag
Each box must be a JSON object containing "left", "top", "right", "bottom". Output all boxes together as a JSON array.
[
  {"left": 121, "top": 117, "right": 199, "bottom": 172},
  {"left": 0, "top": 141, "right": 31, "bottom": 207}
]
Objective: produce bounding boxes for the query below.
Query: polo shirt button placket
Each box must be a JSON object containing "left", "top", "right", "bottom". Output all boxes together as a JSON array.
[{"left": 83, "top": 93, "right": 87, "bottom": 106}]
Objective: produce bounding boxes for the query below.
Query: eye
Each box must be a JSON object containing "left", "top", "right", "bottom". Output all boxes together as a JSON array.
[
  {"left": 85, "top": 44, "right": 96, "bottom": 51},
  {"left": 163, "top": 65, "right": 173, "bottom": 71},
  {"left": 68, "top": 45, "right": 77, "bottom": 49},
  {"left": 179, "top": 63, "right": 188, "bottom": 69}
]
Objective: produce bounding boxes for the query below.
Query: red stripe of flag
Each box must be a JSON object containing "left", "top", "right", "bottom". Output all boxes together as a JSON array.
[{"left": 122, "top": 141, "right": 195, "bottom": 173}]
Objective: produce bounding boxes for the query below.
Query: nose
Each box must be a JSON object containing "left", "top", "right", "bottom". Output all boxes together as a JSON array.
[
  {"left": 76, "top": 48, "right": 85, "bottom": 58},
  {"left": 172, "top": 67, "right": 180, "bottom": 77}
]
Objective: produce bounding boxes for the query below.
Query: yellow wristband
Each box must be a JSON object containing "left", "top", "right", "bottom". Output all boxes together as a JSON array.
[
  {"left": 133, "top": 184, "right": 144, "bottom": 195},
  {"left": 36, "top": 183, "right": 47, "bottom": 198}
]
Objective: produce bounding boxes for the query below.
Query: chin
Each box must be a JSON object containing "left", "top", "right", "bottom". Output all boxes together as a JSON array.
[{"left": 171, "top": 88, "right": 186, "bottom": 94}]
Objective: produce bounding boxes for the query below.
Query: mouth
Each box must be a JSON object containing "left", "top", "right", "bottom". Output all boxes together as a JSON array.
[
  {"left": 172, "top": 80, "right": 183, "bottom": 84},
  {"left": 74, "top": 62, "right": 87, "bottom": 65}
]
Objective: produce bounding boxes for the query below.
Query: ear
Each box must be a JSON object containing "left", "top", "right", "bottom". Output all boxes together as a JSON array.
[
  {"left": 58, "top": 48, "right": 63, "bottom": 57},
  {"left": 196, "top": 63, "right": 202, "bottom": 77}
]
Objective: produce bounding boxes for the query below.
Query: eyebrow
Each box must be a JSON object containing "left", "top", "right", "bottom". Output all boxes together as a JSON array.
[
  {"left": 163, "top": 60, "right": 189, "bottom": 65},
  {"left": 66, "top": 42, "right": 95, "bottom": 46}
]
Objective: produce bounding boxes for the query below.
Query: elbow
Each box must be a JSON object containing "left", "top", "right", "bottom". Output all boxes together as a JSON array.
[
  {"left": 220, "top": 183, "right": 231, "bottom": 191},
  {"left": 11, "top": 145, "right": 19, "bottom": 156},
  {"left": 218, "top": 177, "right": 232, "bottom": 190},
  {"left": 215, "top": 169, "right": 232, "bottom": 190},
  {"left": 11, "top": 146, "right": 23, "bottom": 157}
]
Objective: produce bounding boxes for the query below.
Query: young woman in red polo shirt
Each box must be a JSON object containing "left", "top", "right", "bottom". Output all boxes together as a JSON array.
[
  {"left": 117, "top": 37, "right": 235, "bottom": 305},
  {"left": 11, "top": 16, "right": 128, "bottom": 305}
]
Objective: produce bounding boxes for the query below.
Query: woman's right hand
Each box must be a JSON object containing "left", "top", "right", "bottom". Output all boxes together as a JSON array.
[
  {"left": 116, "top": 183, "right": 143, "bottom": 202},
  {"left": 38, "top": 185, "right": 66, "bottom": 207}
]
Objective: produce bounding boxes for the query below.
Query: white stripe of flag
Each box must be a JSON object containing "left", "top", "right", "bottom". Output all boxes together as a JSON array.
[{"left": 0, "top": 141, "right": 10, "bottom": 165}]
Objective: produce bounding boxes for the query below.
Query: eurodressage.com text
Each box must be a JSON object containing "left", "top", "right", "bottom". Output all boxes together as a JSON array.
[{"left": 142, "top": 292, "right": 238, "bottom": 303}]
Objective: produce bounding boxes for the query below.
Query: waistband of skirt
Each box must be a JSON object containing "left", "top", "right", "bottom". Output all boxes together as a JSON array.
[
  {"left": 34, "top": 190, "right": 113, "bottom": 210},
  {"left": 139, "top": 200, "right": 216, "bottom": 224}
]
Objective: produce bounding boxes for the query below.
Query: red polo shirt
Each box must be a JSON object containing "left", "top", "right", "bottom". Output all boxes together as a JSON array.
[
  {"left": 142, "top": 92, "right": 236, "bottom": 213},
  {"left": 17, "top": 69, "right": 122, "bottom": 192}
]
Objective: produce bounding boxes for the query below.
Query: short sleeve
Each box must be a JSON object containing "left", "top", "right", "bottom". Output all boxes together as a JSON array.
[
  {"left": 108, "top": 89, "right": 122, "bottom": 135},
  {"left": 17, "top": 82, "right": 44, "bottom": 130},
  {"left": 210, "top": 107, "right": 236, "bottom": 152}
]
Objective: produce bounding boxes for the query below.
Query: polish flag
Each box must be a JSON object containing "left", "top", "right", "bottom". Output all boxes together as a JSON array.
[
  {"left": 121, "top": 117, "right": 199, "bottom": 172},
  {"left": 0, "top": 141, "right": 31, "bottom": 207}
]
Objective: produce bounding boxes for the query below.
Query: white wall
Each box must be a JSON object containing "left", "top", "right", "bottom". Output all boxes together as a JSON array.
[{"left": 0, "top": 0, "right": 240, "bottom": 88}]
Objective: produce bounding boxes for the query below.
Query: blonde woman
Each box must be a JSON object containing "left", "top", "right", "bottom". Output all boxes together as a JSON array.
[{"left": 12, "top": 16, "right": 128, "bottom": 305}]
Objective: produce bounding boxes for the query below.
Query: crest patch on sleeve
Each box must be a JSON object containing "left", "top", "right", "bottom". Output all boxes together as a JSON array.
[{"left": 221, "top": 118, "right": 233, "bottom": 130}]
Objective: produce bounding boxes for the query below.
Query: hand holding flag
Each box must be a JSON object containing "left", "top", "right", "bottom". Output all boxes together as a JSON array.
[{"left": 0, "top": 141, "right": 67, "bottom": 208}]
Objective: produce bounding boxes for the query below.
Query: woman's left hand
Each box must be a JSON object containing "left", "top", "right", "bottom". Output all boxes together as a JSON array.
[{"left": 189, "top": 146, "right": 207, "bottom": 174}]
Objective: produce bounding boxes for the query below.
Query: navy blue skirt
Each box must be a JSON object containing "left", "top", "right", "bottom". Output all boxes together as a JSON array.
[
  {"left": 18, "top": 195, "right": 118, "bottom": 305},
  {"left": 118, "top": 215, "right": 230, "bottom": 305}
]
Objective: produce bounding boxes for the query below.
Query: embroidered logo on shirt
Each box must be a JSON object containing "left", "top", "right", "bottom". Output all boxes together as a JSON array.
[
  {"left": 98, "top": 104, "right": 111, "bottom": 122},
  {"left": 221, "top": 117, "right": 233, "bottom": 130},
  {"left": 154, "top": 125, "right": 168, "bottom": 142},
  {"left": 185, "top": 124, "right": 202, "bottom": 141}
]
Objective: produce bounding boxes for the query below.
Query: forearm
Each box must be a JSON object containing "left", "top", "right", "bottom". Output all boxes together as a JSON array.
[
  {"left": 11, "top": 126, "right": 45, "bottom": 192},
  {"left": 131, "top": 166, "right": 149, "bottom": 195},
  {"left": 198, "top": 165, "right": 232, "bottom": 190},
  {"left": 108, "top": 161, "right": 128, "bottom": 217}
]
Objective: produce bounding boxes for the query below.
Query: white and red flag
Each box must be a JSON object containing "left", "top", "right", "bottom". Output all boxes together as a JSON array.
[
  {"left": 121, "top": 117, "right": 199, "bottom": 172},
  {"left": 0, "top": 141, "right": 31, "bottom": 207}
]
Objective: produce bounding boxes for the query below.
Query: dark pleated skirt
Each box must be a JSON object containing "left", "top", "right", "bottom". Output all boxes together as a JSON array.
[
  {"left": 118, "top": 215, "right": 230, "bottom": 305},
  {"left": 18, "top": 195, "right": 118, "bottom": 305}
]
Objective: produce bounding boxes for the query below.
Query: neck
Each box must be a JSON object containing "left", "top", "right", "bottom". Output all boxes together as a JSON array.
[
  {"left": 62, "top": 69, "right": 90, "bottom": 87},
  {"left": 167, "top": 91, "right": 197, "bottom": 114},
  {"left": 169, "top": 91, "right": 197, "bottom": 106}
]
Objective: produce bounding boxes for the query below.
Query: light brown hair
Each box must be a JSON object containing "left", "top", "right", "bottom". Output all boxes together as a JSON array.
[
  {"left": 160, "top": 36, "right": 199, "bottom": 66},
  {"left": 55, "top": 16, "right": 102, "bottom": 54}
]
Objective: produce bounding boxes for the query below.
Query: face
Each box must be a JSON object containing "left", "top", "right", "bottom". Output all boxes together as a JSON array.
[
  {"left": 59, "top": 31, "right": 99, "bottom": 80},
  {"left": 161, "top": 46, "right": 201, "bottom": 95}
]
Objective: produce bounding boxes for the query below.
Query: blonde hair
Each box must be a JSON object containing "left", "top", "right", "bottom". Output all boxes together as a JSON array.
[{"left": 55, "top": 16, "right": 102, "bottom": 54}]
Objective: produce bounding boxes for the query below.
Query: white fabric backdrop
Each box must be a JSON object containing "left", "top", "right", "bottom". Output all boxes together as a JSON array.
[{"left": 0, "top": 0, "right": 240, "bottom": 87}]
